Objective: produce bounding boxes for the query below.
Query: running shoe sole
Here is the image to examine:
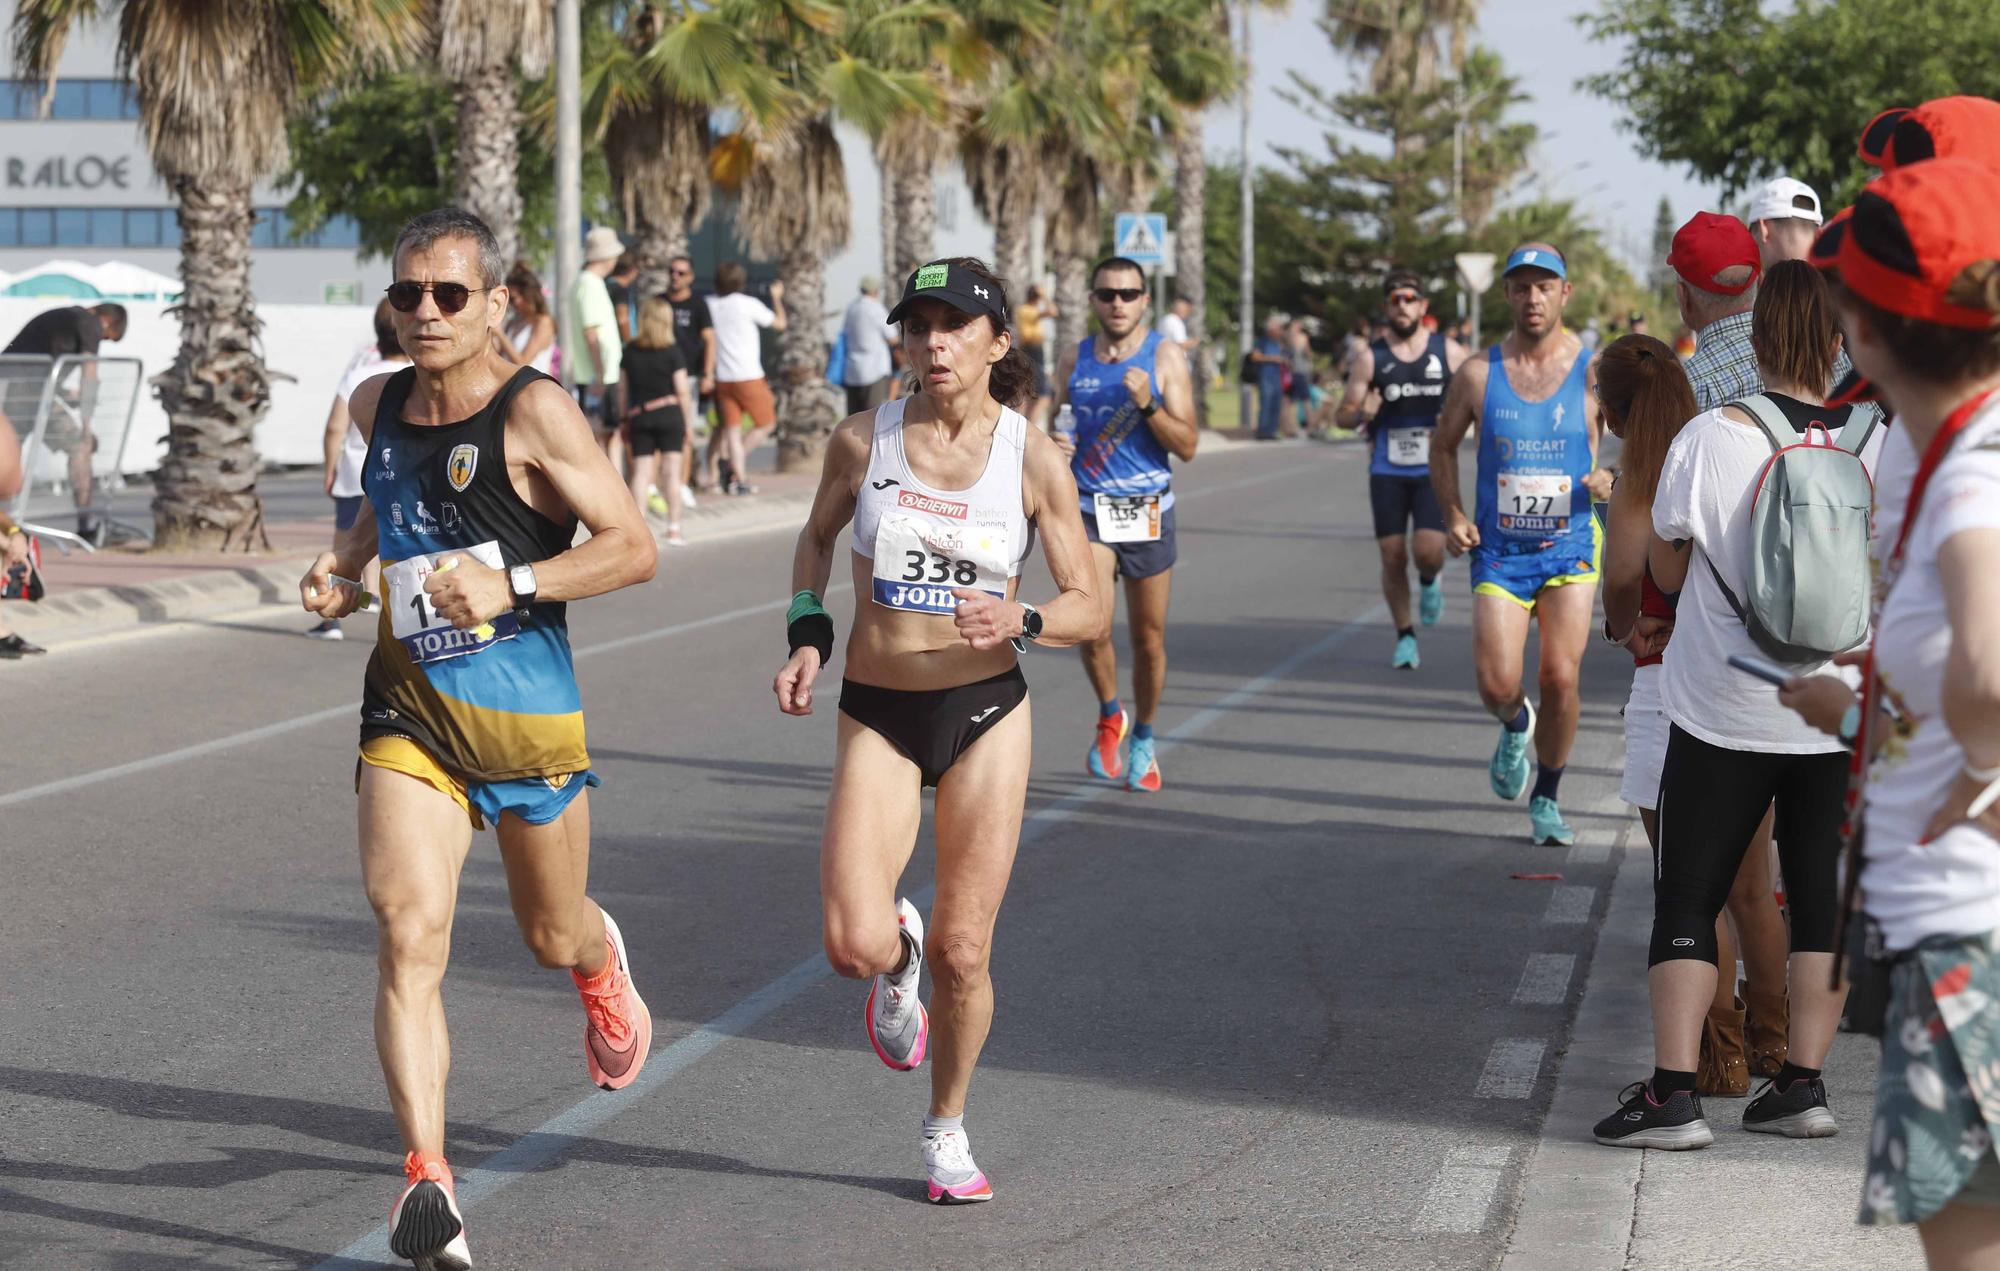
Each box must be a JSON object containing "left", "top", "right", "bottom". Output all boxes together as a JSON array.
[
  {"left": 389, "top": 1180, "right": 470, "bottom": 1269},
  {"left": 866, "top": 901, "right": 928, "bottom": 1070},
  {"left": 586, "top": 911, "right": 653, "bottom": 1091},
  {"left": 1593, "top": 1121, "right": 1714, "bottom": 1150},
  {"left": 1744, "top": 1107, "right": 1838, "bottom": 1138},
  {"left": 927, "top": 1173, "right": 995, "bottom": 1204}
]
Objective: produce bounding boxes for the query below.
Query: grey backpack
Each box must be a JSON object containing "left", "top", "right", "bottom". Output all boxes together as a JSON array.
[{"left": 1704, "top": 394, "right": 1878, "bottom": 662}]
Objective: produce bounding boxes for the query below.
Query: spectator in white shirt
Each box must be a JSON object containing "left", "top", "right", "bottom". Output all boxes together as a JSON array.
[
  {"left": 1159, "top": 295, "right": 1196, "bottom": 355},
  {"left": 704, "top": 260, "right": 786, "bottom": 495},
  {"left": 309, "top": 299, "right": 408, "bottom": 641}
]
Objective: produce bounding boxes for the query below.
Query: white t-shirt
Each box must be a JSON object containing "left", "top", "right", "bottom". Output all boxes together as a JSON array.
[
  {"left": 1651, "top": 403, "right": 1873, "bottom": 753},
  {"left": 707, "top": 292, "right": 776, "bottom": 383},
  {"left": 331, "top": 357, "right": 406, "bottom": 498},
  {"left": 1863, "top": 398, "right": 2000, "bottom": 950},
  {"left": 1159, "top": 312, "right": 1189, "bottom": 346}
]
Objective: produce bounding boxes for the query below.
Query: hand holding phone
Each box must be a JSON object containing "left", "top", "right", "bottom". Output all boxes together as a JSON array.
[{"left": 1728, "top": 653, "right": 1796, "bottom": 687}]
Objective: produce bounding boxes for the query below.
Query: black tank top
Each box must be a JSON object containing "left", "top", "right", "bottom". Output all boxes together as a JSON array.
[{"left": 1369, "top": 332, "right": 1451, "bottom": 421}]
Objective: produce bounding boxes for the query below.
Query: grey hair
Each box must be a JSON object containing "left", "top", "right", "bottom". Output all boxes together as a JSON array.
[{"left": 392, "top": 206, "right": 506, "bottom": 288}]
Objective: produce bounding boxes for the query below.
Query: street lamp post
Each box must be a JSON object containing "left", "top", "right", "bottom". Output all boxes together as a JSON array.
[
  {"left": 1238, "top": 0, "right": 1254, "bottom": 431},
  {"left": 554, "top": 0, "right": 581, "bottom": 390}
]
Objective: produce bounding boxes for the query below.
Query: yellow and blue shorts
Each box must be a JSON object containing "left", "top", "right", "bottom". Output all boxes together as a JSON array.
[
  {"left": 358, "top": 734, "right": 599, "bottom": 830},
  {"left": 1470, "top": 517, "right": 1602, "bottom": 611}
]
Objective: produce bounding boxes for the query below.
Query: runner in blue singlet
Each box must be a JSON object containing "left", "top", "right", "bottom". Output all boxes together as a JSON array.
[
  {"left": 1335, "top": 269, "right": 1469, "bottom": 669},
  {"left": 1050, "top": 256, "right": 1200, "bottom": 793},
  {"left": 1429, "top": 242, "right": 1616, "bottom": 846}
]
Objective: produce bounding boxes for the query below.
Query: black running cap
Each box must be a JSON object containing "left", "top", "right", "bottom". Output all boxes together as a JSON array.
[
  {"left": 886, "top": 261, "right": 1008, "bottom": 325},
  {"left": 1382, "top": 269, "right": 1424, "bottom": 295}
]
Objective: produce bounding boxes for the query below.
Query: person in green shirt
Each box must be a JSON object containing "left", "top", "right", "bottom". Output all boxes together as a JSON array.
[{"left": 570, "top": 226, "right": 626, "bottom": 456}]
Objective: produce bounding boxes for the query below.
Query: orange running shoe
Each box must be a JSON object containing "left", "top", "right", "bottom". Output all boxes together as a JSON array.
[
  {"left": 1087, "top": 708, "right": 1129, "bottom": 780},
  {"left": 574, "top": 909, "right": 653, "bottom": 1091},
  {"left": 388, "top": 1152, "right": 471, "bottom": 1270}
]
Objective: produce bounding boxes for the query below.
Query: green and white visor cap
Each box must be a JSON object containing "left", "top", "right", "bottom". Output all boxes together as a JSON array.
[{"left": 886, "top": 260, "right": 1009, "bottom": 324}]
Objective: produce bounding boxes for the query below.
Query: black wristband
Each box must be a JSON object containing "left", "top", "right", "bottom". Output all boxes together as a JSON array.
[{"left": 787, "top": 612, "right": 834, "bottom": 667}]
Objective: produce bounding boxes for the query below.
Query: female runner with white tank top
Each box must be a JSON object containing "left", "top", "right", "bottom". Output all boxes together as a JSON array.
[{"left": 774, "top": 257, "right": 1104, "bottom": 1203}]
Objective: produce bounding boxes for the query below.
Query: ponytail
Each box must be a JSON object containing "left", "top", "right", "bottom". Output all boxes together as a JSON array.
[{"left": 1596, "top": 333, "right": 1697, "bottom": 502}]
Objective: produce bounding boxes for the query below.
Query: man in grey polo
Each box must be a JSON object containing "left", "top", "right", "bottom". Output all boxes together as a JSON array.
[{"left": 841, "top": 276, "right": 896, "bottom": 416}]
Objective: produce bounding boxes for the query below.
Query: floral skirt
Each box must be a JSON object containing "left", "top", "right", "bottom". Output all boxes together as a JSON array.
[{"left": 1863, "top": 930, "right": 2000, "bottom": 1225}]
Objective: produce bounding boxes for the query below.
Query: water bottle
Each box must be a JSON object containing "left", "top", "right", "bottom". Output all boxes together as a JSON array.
[{"left": 1054, "top": 403, "right": 1076, "bottom": 442}]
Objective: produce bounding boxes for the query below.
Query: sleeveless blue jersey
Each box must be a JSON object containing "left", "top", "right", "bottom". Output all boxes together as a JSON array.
[
  {"left": 1475, "top": 344, "right": 1593, "bottom": 554},
  {"left": 1368, "top": 332, "right": 1450, "bottom": 478},
  {"left": 1067, "top": 330, "right": 1174, "bottom": 512}
]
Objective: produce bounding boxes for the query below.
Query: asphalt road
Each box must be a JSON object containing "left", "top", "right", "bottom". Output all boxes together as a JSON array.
[{"left": 0, "top": 436, "right": 1639, "bottom": 1269}]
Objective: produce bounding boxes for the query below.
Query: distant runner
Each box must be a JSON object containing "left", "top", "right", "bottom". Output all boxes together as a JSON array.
[
  {"left": 300, "top": 208, "right": 658, "bottom": 1270},
  {"left": 1430, "top": 242, "right": 1614, "bottom": 845},
  {"left": 1335, "top": 269, "right": 1468, "bottom": 667}
]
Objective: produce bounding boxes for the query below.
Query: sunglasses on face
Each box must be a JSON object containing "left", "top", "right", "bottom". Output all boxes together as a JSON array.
[
  {"left": 670, "top": 267, "right": 692, "bottom": 276},
  {"left": 384, "top": 280, "right": 491, "bottom": 314},
  {"left": 1387, "top": 291, "right": 1423, "bottom": 305},
  {"left": 1093, "top": 287, "right": 1146, "bottom": 303}
]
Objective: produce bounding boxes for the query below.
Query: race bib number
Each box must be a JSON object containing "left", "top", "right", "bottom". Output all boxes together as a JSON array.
[
  {"left": 383, "top": 540, "right": 521, "bottom": 664},
  {"left": 871, "top": 514, "right": 1009, "bottom": 614},
  {"left": 1093, "top": 493, "right": 1163, "bottom": 543},
  {"left": 1386, "top": 427, "right": 1430, "bottom": 467},
  {"left": 1495, "top": 472, "right": 1574, "bottom": 538}
]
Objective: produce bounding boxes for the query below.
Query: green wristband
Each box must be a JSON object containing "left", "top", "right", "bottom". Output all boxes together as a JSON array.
[{"left": 787, "top": 589, "right": 828, "bottom": 625}]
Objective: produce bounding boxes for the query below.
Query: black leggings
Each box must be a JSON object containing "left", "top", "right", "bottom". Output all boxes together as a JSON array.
[{"left": 1648, "top": 724, "right": 1849, "bottom": 967}]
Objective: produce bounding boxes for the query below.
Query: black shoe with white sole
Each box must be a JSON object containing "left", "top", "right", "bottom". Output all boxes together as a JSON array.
[
  {"left": 1742, "top": 1075, "right": 1838, "bottom": 1138},
  {"left": 1593, "top": 1080, "right": 1714, "bottom": 1150}
]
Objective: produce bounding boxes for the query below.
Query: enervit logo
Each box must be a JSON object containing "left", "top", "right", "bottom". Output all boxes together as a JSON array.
[{"left": 898, "top": 489, "right": 968, "bottom": 520}]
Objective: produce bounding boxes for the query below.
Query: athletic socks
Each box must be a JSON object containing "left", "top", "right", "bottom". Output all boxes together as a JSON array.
[
  {"left": 1419, "top": 572, "right": 1438, "bottom": 585},
  {"left": 1132, "top": 722, "right": 1154, "bottom": 742},
  {"left": 1532, "top": 763, "right": 1564, "bottom": 802},
  {"left": 1398, "top": 627, "right": 1416, "bottom": 640},
  {"left": 1504, "top": 703, "right": 1531, "bottom": 733},
  {"left": 922, "top": 1113, "right": 964, "bottom": 1139},
  {"left": 1099, "top": 698, "right": 1123, "bottom": 719},
  {"left": 1649, "top": 1068, "right": 1697, "bottom": 1100},
  {"left": 1775, "top": 1060, "right": 1822, "bottom": 1090}
]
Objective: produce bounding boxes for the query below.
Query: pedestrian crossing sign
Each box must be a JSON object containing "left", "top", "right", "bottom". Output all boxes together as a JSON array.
[{"left": 1114, "top": 213, "right": 1168, "bottom": 265}]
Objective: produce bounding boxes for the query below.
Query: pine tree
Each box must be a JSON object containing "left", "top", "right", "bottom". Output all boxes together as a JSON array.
[{"left": 1648, "top": 195, "right": 1677, "bottom": 300}]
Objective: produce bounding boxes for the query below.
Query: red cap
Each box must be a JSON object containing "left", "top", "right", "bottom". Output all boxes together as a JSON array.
[
  {"left": 1667, "top": 211, "right": 1759, "bottom": 295},
  {"left": 1877, "top": 96, "right": 2000, "bottom": 173},
  {"left": 1808, "top": 206, "right": 1852, "bottom": 270},
  {"left": 1820, "top": 158, "right": 2000, "bottom": 329}
]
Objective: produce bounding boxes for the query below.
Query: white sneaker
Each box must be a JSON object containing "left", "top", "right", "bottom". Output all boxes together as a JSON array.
[
  {"left": 865, "top": 898, "right": 927, "bottom": 1071},
  {"left": 924, "top": 1128, "right": 994, "bottom": 1204},
  {"left": 680, "top": 483, "right": 698, "bottom": 509},
  {"left": 305, "top": 619, "right": 344, "bottom": 641}
]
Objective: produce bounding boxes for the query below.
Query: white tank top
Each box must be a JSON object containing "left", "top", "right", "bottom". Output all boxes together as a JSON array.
[{"left": 851, "top": 398, "right": 1035, "bottom": 614}]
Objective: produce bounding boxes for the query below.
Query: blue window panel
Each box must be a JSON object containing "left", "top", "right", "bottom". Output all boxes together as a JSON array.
[
  {"left": 0, "top": 82, "right": 28, "bottom": 120},
  {"left": 88, "top": 208, "right": 123, "bottom": 245},
  {"left": 50, "top": 80, "right": 87, "bottom": 119},
  {"left": 125, "top": 208, "right": 163, "bottom": 247},
  {"left": 54, "top": 208, "right": 90, "bottom": 246},
  {"left": 250, "top": 209, "right": 280, "bottom": 248},
  {"left": 19, "top": 209, "right": 53, "bottom": 247},
  {"left": 85, "top": 81, "right": 129, "bottom": 119},
  {"left": 0, "top": 210, "right": 18, "bottom": 247},
  {"left": 316, "top": 215, "right": 360, "bottom": 249}
]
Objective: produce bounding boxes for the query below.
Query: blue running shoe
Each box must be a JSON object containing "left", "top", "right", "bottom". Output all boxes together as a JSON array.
[
  {"left": 1392, "top": 632, "right": 1420, "bottom": 670},
  {"left": 1419, "top": 576, "right": 1444, "bottom": 626},
  {"left": 1489, "top": 699, "right": 1536, "bottom": 801},
  {"left": 1127, "top": 735, "right": 1161, "bottom": 793},
  {"left": 1529, "top": 795, "right": 1576, "bottom": 846}
]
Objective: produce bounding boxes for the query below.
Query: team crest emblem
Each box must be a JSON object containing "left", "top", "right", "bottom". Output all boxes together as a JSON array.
[{"left": 446, "top": 444, "right": 478, "bottom": 492}]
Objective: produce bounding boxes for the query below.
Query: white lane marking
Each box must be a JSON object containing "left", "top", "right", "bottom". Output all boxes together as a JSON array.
[
  {"left": 1414, "top": 1145, "right": 1512, "bottom": 1234},
  {"left": 315, "top": 601, "right": 1388, "bottom": 1269},
  {"left": 1566, "top": 841, "right": 1610, "bottom": 866},
  {"left": 1543, "top": 885, "right": 1595, "bottom": 925},
  {"left": 1512, "top": 954, "right": 1576, "bottom": 1006},
  {"left": 1475, "top": 1039, "right": 1546, "bottom": 1099}
]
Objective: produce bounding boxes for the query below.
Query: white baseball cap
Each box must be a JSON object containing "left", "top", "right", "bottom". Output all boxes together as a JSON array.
[{"left": 1747, "top": 177, "right": 1823, "bottom": 226}]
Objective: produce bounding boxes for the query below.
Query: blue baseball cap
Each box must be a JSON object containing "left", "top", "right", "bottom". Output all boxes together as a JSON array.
[{"left": 1502, "top": 244, "right": 1566, "bottom": 280}]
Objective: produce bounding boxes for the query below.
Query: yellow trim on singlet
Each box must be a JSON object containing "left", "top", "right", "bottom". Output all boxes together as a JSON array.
[{"left": 1473, "top": 517, "right": 1603, "bottom": 611}]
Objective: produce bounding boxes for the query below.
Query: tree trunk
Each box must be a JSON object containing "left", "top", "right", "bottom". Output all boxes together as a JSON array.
[
  {"left": 152, "top": 182, "right": 269, "bottom": 552},
  {"left": 880, "top": 162, "right": 901, "bottom": 305},
  {"left": 1054, "top": 251, "right": 1089, "bottom": 366},
  {"left": 772, "top": 246, "right": 842, "bottom": 473},
  {"left": 1174, "top": 121, "right": 1210, "bottom": 426},
  {"left": 894, "top": 158, "right": 936, "bottom": 286},
  {"left": 991, "top": 181, "right": 1031, "bottom": 298},
  {"left": 454, "top": 61, "right": 523, "bottom": 265},
  {"left": 629, "top": 211, "right": 687, "bottom": 307}
]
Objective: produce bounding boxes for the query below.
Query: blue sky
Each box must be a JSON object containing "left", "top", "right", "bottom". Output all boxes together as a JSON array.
[{"left": 1200, "top": 0, "right": 1734, "bottom": 272}]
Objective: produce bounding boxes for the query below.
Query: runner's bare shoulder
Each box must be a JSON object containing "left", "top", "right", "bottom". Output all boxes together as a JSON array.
[{"left": 507, "top": 374, "right": 597, "bottom": 453}]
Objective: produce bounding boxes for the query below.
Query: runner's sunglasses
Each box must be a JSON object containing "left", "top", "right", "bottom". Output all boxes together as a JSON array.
[
  {"left": 384, "top": 281, "right": 493, "bottom": 314},
  {"left": 1092, "top": 287, "right": 1147, "bottom": 303}
]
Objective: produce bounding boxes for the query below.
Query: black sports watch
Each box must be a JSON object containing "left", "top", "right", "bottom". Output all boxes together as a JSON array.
[
  {"left": 1137, "top": 398, "right": 1160, "bottom": 418},
  {"left": 508, "top": 563, "right": 538, "bottom": 615},
  {"left": 1011, "top": 601, "right": 1044, "bottom": 653}
]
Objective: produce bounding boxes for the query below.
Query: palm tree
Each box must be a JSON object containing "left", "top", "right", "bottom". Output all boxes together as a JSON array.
[
  {"left": 14, "top": 0, "right": 423, "bottom": 551},
  {"left": 1324, "top": 0, "right": 1442, "bottom": 99},
  {"left": 436, "top": 0, "right": 551, "bottom": 266}
]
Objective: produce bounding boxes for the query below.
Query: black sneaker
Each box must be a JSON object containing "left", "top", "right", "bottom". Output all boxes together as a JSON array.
[
  {"left": 1742, "top": 1075, "right": 1837, "bottom": 1138},
  {"left": 0, "top": 636, "right": 21, "bottom": 660},
  {"left": 1593, "top": 1080, "right": 1714, "bottom": 1149}
]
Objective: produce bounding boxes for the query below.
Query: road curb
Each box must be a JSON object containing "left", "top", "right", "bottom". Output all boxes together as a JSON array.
[{"left": 11, "top": 487, "right": 817, "bottom": 648}]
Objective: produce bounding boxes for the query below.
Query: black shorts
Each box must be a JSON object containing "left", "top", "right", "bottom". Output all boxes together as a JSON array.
[
  {"left": 839, "top": 665, "right": 1027, "bottom": 787},
  {"left": 1369, "top": 473, "right": 1444, "bottom": 539},
  {"left": 626, "top": 408, "right": 686, "bottom": 457},
  {"left": 1083, "top": 503, "right": 1178, "bottom": 580}
]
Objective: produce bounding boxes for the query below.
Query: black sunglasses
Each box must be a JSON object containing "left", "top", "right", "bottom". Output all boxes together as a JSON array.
[
  {"left": 1093, "top": 287, "right": 1146, "bottom": 303},
  {"left": 385, "top": 281, "right": 492, "bottom": 314}
]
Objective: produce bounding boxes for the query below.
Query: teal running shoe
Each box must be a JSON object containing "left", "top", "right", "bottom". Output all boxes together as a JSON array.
[
  {"left": 1126, "top": 734, "right": 1161, "bottom": 793},
  {"left": 1419, "top": 576, "right": 1444, "bottom": 626},
  {"left": 1392, "top": 632, "right": 1420, "bottom": 670},
  {"left": 1489, "top": 699, "right": 1536, "bottom": 801},
  {"left": 1529, "top": 795, "right": 1576, "bottom": 846}
]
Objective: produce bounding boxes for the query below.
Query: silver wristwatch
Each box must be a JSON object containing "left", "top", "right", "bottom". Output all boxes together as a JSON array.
[{"left": 508, "top": 563, "right": 538, "bottom": 614}]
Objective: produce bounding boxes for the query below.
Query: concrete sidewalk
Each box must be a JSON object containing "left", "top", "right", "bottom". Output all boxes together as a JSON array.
[{"left": 1503, "top": 825, "right": 1924, "bottom": 1269}]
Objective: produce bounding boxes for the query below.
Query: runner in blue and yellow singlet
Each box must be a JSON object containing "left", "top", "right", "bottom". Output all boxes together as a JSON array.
[
  {"left": 1429, "top": 242, "right": 1616, "bottom": 846},
  {"left": 299, "top": 208, "right": 659, "bottom": 1270}
]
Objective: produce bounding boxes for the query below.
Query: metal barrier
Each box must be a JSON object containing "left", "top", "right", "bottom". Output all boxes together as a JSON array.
[{"left": 0, "top": 353, "right": 148, "bottom": 552}]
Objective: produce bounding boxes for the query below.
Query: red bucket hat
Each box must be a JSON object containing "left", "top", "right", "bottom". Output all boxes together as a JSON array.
[
  {"left": 1858, "top": 96, "right": 2000, "bottom": 172},
  {"left": 1814, "top": 158, "right": 2000, "bottom": 328},
  {"left": 1667, "top": 211, "right": 1759, "bottom": 295}
]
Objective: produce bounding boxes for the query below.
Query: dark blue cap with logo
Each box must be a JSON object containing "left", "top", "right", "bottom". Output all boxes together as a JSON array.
[{"left": 886, "top": 260, "right": 1009, "bottom": 324}]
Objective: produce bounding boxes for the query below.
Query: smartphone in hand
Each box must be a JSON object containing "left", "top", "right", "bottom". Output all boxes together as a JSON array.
[{"left": 1727, "top": 653, "right": 1795, "bottom": 687}]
